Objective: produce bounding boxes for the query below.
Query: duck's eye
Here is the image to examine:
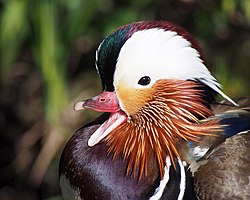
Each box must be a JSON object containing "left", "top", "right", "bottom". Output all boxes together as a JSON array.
[{"left": 138, "top": 76, "right": 151, "bottom": 86}]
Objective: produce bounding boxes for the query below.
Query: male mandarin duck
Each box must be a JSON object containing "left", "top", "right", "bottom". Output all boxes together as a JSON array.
[{"left": 59, "top": 21, "right": 250, "bottom": 200}]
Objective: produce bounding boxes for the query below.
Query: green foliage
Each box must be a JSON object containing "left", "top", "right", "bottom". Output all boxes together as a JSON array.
[
  {"left": 214, "top": 57, "right": 246, "bottom": 97},
  {"left": 33, "top": 1, "right": 67, "bottom": 121},
  {"left": 0, "top": 0, "right": 28, "bottom": 77},
  {"left": 0, "top": 0, "right": 102, "bottom": 122}
]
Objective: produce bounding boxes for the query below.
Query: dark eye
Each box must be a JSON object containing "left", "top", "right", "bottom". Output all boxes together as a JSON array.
[{"left": 138, "top": 76, "right": 151, "bottom": 86}]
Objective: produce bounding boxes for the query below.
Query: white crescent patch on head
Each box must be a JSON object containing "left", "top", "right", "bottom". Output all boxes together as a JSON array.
[{"left": 114, "top": 28, "right": 237, "bottom": 106}]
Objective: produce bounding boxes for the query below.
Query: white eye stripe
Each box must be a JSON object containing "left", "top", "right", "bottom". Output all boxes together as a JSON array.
[
  {"left": 114, "top": 28, "right": 206, "bottom": 87},
  {"left": 114, "top": 28, "right": 236, "bottom": 105}
]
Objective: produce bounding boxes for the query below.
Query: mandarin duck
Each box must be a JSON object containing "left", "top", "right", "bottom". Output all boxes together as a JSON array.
[{"left": 59, "top": 21, "right": 250, "bottom": 200}]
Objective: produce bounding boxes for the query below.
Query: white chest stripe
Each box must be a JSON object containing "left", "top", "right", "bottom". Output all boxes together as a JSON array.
[
  {"left": 149, "top": 156, "right": 171, "bottom": 200},
  {"left": 237, "top": 129, "right": 250, "bottom": 135},
  {"left": 177, "top": 159, "right": 187, "bottom": 200},
  {"left": 149, "top": 157, "right": 187, "bottom": 200}
]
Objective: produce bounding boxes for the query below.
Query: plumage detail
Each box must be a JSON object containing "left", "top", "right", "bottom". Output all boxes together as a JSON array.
[
  {"left": 194, "top": 130, "right": 250, "bottom": 200},
  {"left": 114, "top": 26, "right": 237, "bottom": 107},
  {"left": 178, "top": 99, "right": 250, "bottom": 165},
  {"left": 59, "top": 20, "right": 250, "bottom": 200},
  {"left": 105, "top": 79, "right": 221, "bottom": 179},
  {"left": 96, "top": 21, "right": 205, "bottom": 92}
]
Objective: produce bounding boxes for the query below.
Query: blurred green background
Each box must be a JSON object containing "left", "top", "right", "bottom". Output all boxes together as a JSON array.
[{"left": 0, "top": 0, "right": 249, "bottom": 199}]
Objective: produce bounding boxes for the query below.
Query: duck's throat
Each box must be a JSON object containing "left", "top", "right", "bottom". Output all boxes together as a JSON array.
[{"left": 104, "top": 80, "right": 221, "bottom": 179}]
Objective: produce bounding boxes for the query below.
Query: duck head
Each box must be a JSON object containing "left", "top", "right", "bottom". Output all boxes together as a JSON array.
[{"left": 74, "top": 21, "right": 236, "bottom": 179}]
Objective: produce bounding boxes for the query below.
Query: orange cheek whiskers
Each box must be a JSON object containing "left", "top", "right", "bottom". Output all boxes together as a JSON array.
[{"left": 105, "top": 80, "right": 222, "bottom": 180}]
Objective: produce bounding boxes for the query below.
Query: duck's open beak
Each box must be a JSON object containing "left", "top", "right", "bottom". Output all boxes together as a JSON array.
[
  {"left": 74, "top": 91, "right": 127, "bottom": 146},
  {"left": 74, "top": 91, "right": 120, "bottom": 112}
]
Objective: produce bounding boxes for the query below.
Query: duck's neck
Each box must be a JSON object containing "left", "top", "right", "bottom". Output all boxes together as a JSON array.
[{"left": 105, "top": 80, "right": 220, "bottom": 180}]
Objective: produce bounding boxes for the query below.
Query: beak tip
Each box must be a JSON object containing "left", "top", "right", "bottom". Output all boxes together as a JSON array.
[{"left": 73, "top": 101, "right": 85, "bottom": 111}]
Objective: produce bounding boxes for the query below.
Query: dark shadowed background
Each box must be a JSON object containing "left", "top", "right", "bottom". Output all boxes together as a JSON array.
[{"left": 0, "top": 0, "right": 250, "bottom": 199}]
